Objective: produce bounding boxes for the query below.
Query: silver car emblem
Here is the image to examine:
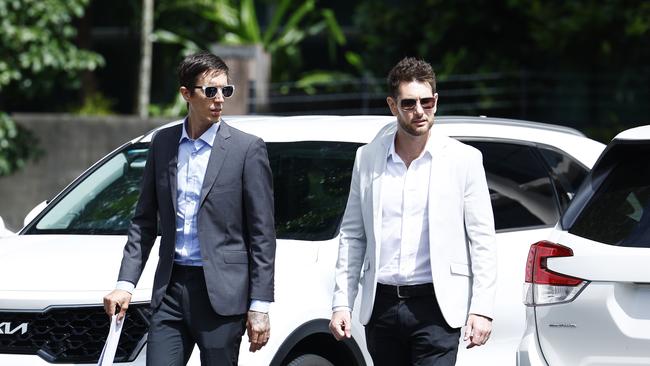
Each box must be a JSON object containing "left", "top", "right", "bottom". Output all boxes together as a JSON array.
[
  {"left": 0, "top": 322, "right": 28, "bottom": 335},
  {"left": 548, "top": 323, "right": 577, "bottom": 328}
]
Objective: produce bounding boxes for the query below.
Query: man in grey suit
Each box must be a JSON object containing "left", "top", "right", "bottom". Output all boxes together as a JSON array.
[{"left": 103, "top": 52, "right": 276, "bottom": 365}]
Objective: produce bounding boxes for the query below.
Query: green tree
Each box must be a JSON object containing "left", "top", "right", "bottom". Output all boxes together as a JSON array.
[
  {"left": 0, "top": 112, "right": 40, "bottom": 176},
  {"left": 353, "top": 0, "right": 650, "bottom": 141},
  {"left": 0, "top": 0, "right": 103, "bottom": 175},
  {"left": 0, "top": 0, "right": 104, "bottom": 95},
  {"left": 354, "top": 0, "right": 650, "bottom": 76},
  {"left": 154, "top": 0, "right": 346, "bottom": 81}
]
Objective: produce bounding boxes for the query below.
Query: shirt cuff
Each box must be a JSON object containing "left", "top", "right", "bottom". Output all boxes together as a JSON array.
[
  {"left": 115, "top": 281, "right": 135, "bottom": 294},
  {"left": 332, "top": 306, "right": 351, "bottom": 313},
  {"left": 249, "top": 300, "right": 271, "bottom": 313}
]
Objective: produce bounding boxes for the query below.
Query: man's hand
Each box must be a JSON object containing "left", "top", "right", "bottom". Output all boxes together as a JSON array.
[
  {"left": 464, "top": 313, "right": 492, "bottom": 349},
  {"left": 329, "top": 310, "right": 352, "bottom": 340},
  {"left": 246, "top": 311, "right": 270, "bottom": 352},
  {"left": 103, "top": 289, "right": 132, "bottom": 321}
]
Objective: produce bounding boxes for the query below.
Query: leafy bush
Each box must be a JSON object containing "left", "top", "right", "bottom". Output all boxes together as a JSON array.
[{"left": 0, "top": 113, "right": 41, "bottom": 176}]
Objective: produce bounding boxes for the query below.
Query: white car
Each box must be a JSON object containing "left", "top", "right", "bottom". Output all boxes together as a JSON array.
[
  {"left": 517, "top": 125, "right": 650, "bottom": 366},
  {"left": 0, "top": 115, "right": 604, "bottom": 366},
  {"left": 0, "top": 217, "right": 13, "bottom": 238}
]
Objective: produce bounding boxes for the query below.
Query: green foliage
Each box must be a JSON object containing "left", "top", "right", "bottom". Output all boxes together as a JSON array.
[
  {"left": 72, "top": 92, "right": 115, "bottom": 116},
  {"left": 154, "top": 0, "right": 347, "bottom": 81},
  {"left": 149, "top": 94, "right": 187, "bottom": 118},
  {"left": 354, "top": 0, "right": 650, "bottom": 76},
  {"left": 0, "top": 112, "right": 41, "bottom": 177},
  {"left": 291, "top": 70, "right": 356, "bottom": 95},
  {"left": 0, "top": 0, "right": 105, "bottom": 96},
  {"left": 0, "top": 0, "right": 101, "bottom": 175}
]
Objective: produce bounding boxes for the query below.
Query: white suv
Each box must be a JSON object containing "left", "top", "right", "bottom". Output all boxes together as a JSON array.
[
  {"left": 0, "top": 116, "right": 604, "bottom": 365},
  {"left": 517, "top": 125, "right": 650, "bottom": 366}
]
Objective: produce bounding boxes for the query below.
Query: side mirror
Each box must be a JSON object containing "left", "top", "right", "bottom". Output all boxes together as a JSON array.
[
  {"left": 23, "top": 200, "right": 48, "bottom": 228},
  {"left": 0, "top": 216, "right": 14, "bottom": 237}
]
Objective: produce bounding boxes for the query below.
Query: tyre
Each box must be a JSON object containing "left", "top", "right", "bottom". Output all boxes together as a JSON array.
[{"left": 286, "top": 354, "right": 335, "bottom": 366}]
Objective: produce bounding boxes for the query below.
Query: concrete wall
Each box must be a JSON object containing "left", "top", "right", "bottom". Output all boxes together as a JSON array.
[{"left": 0, "top": 114, "right": 171, "bottom": 231}]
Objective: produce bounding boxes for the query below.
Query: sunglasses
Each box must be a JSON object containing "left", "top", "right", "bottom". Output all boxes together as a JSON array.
[
  {"left": 194, "top": 85, "right": 235, "bottom": 98},
  {"left": 399, "top": 97, "right": 436, "bottom": 111}
]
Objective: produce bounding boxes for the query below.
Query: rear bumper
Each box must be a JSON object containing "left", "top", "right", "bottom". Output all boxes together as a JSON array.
[
  {"left": 516, "top": 308, "right": 547, "bottom": 366},
  {"left": 516, "top": 331, "right": 547, "bottom": 366}
]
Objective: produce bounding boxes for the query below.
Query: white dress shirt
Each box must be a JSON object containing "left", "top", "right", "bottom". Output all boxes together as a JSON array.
[{"left": 377, "top": 134, "right": 433, "bottom": 286}]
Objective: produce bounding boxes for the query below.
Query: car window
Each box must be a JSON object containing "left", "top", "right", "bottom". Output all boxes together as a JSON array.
[
  {"left": 34, "top": 144, "right": 149, "bottom": 234},
  {"left": 269, "top": 141, "right": 360, "bottom": 240},
  {"left": 539, "top": 147, "right": 588, "bottom": 212},
  {"left": 464, "top": 141, "right": 559, "bottom": 231},
  {"left": 29, "top": 141, "right": 361, "bottom": 240},
  {"left": 569, "top": 150, "right": 650, "bottom": 248}
]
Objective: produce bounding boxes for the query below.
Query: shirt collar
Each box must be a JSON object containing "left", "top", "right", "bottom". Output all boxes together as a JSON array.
[
  {"left": 179, "top": 117, "right": 220, "bottom": 147},
  {"left": 387, "top": 129, "right": 434, "bottom": 163}
]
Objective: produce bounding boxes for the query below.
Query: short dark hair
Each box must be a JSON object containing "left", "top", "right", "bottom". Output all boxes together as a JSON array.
[
  {"left": 177, "top": 51, "right": 229, "bottom": 94},
  {"left": 387, "top": 57, "right": 436, "bottom": 98}
]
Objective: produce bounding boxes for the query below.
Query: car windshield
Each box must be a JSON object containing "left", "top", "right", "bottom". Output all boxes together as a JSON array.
[
  {"left": 29, "top": 141, "right": 361, "bottom": 240},
  {"left": 569, "top": 145, "right": 650, "bottom": 248}
]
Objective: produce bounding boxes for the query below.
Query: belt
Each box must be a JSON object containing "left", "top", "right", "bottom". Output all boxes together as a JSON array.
[
  {"left": 377, "top": 283, "right": 434, "bottom": 299},
  {"left": 172, "top": 263, "right": 203, "bottom": 278}
]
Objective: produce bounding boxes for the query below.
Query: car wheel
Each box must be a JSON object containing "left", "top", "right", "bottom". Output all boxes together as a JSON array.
[{"left": 286, "top": 354, "right": 334, "bottom": 366}]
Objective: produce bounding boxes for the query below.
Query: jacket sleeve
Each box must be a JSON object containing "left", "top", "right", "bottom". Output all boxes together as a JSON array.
[
  {"left": 243, "top": 137, "right": 276, "bottom": 302},
  {"left": 332, "top": 147, "right": 367, "bottom": 310},
  {"left": 464, "top": 148, "right": 497, "bottom": 319},
  {"left": 117, "top": 135, "right": 159, "bottom": 286}
]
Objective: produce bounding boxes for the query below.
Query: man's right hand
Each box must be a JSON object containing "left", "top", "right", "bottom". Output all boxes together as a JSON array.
[
  {"left": 329, "top": 310, "right": 352, "bottom": 340},
  {"left": 103, "top": 289, "right": 132, "bottom": 320}
]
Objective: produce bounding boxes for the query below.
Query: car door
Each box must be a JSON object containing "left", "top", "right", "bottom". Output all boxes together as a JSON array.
[
  {"left": 534, "top": 141, "right": 650, "bottom": 365},
  {"left": 456, "top": 139, "right": 589, "bottom": 365}
]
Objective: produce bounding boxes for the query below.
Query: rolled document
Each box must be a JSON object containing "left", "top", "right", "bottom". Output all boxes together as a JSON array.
[{"left": 97, "top": 314, "right": 125, "bottom": 366}]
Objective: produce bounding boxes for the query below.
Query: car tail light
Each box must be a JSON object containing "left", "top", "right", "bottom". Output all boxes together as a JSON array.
[{"left": 523, "top": 240, "right": 587, "bottom": 306}]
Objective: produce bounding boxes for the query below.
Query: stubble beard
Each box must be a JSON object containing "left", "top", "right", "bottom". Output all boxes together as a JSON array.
[{"left": 397, "top": 116, "right": 433, "bottom": 137}]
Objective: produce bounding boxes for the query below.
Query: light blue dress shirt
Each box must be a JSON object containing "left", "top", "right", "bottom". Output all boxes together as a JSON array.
[
  {"left": 117, "top": 119, "right": 269, "bottom": 312},
  {"left": 174, "top": 120, "right": 218, "bottom": 266}
]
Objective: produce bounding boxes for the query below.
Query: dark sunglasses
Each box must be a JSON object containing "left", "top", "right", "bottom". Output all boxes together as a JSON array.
[
  {"left": 399, "top": 97, "right": 436, "bottom": 111},
  {"left": 194, "top": 85, "right": 235, "bottom": 98}
]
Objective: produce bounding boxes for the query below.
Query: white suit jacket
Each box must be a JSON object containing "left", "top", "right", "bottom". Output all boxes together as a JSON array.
[{"left": 333, "top": 122, "right": 497, "bottom": 328}]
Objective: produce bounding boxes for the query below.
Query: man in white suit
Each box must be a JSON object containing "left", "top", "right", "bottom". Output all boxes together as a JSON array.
[{"left": 329, "top": 57, "right": 497, "bottom": 365}]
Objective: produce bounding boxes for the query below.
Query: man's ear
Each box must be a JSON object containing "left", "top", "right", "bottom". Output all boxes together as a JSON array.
[
  {"left": 180, "top": 86, "right": 191, "bottom": 102},
  {"left": 432, "top": 92, "right": 439, "bottom": 114},
  {"left": 386, "top": 96, "right": 398, "bottom": 116}
]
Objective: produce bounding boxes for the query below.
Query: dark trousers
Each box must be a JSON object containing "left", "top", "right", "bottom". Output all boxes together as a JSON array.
[
  {"left": 365, "top": 284, "right": 461, "bottom": 366},
  {"left": 146, "top": 265, "right": 246, "bottom": 366}
]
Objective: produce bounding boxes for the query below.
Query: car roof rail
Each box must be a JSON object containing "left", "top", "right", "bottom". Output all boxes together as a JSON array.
[
  {"left": 436, "top": 116, "right": 586, "bottom": 137},
  {"left": 138, "top": 114, "right": 586, "bottom": 142}
]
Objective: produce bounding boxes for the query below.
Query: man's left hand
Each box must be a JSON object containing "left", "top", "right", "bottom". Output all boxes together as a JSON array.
[
  {"left": 464, "top": 313, "right": 492, "bottom": 349},
  {"left": 246, "top": 311, "right": 270, "bottom": 352}
]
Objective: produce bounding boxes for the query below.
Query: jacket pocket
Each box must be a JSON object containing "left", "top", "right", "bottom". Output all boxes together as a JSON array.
[
  {"left": 450, "top": 262, "right": 471, "bottom": 277},
  {"left": 223, "top": 250, "right": 248, "bottom": 264}
]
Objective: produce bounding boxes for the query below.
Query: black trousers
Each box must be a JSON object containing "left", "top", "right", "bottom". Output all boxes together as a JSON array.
[
  {"left": 365, "top": 284, "right": 461, "bottom": 366},
  {"left": 146, "top": 265, "right": 246, "bottom": 366}
]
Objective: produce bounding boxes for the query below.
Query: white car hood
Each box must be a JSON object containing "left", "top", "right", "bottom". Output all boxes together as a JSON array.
[{"left": 0, "top": 234, "right": 151, "bottom": 292}]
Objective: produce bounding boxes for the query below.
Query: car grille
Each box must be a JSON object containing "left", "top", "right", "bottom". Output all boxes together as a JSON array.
[{"left": 0, "top": 303, "right": 150, "bottom": 363}]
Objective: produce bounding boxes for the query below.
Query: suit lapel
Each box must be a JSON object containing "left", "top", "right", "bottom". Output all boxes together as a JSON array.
[
  {"left": 427, "top": 131, "right": 449, "bottom": 253},
  {"left": 371, "top": 133, "right": 392, "bottom": 266},
  {"left": 167, "top": 124, "right": 183, "bottom": 215},
  {"left": 199, "top": 121, "right": 230, "bottom": 207}
]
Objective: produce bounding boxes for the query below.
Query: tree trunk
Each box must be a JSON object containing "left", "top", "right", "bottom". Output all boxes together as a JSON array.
[{"left": 136, "top": 0, "right": 154, "bottom": 118}]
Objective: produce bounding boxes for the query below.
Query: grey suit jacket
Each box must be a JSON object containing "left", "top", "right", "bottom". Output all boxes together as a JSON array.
[{"left": 117, "top": 120, "right": 276, "bottom": 316}]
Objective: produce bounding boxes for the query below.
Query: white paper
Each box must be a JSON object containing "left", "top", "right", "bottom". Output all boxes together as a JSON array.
[{"left": 97, "top": 314, "right": 125, "bottom": 366}]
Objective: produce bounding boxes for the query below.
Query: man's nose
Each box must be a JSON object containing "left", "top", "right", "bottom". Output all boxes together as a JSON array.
[
  {"left": 213, "top": 92, "right": 225, "bottom": 103},
  {"left": 414, "top": 100, "right": 425, "bottom": 115}
]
